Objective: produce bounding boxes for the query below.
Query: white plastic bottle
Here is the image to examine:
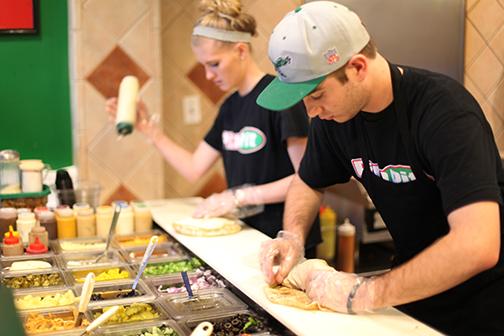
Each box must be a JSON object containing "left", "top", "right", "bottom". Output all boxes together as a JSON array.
[
  {"left": 115, "top": 204, "right": 134, "bottom": 235},
  {"left": 115, "top": 75, "right": 139, "bottom": 136},
  {"left": 16, "top": 212, "right": 36, "bottom": 244}
]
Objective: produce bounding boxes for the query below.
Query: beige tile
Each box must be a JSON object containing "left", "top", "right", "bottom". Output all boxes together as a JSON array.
[
  {"left": 161, "top": 12, "right": 196, "bottom": 74},
  {"left": 489, "top": 25, "right": 504, "bottom": 64},
  {"left": 139, "top": 78, "right": 162, "bottom": 123},
  {"left": 466, "top": 0, "right": 480, "bottom": 12},
  {"left": 69, "top": 30, "right": 85, "bottom": 80},
  {"left": 488, "top": 78, "right": 504, "bottom": 116},
  {"left": 88, "top": 125, "right": 153, "bottom": 180},
  {"left": 83, "top": 81, "right": 109, "bottom": 144},
  {"left": 81, "top": 0, "right": 149, "bottom": 76},
  {"left": 120, "top": 11, "right": 155, "bottom": 76},
  {"left": 466, "top": 47, "right": 504, "bottom": 95},
  {"left": 468, "top": 0, "right": 504, "bottom": 42},
  {"left": 123, "top": 148, "right": 164, "bottom": 200},
  {"left": 72, "top": 80, "right": 86, "bottom": 132},
  {"left": 87, "top": 155, "right": 121, "bottom": 205},
  {"left": 152, "top": 0, "right": 162, "bottom": 29},
  {"left": 464, "top": 21, "right": 486, "bottom": 68},
  {"left": 464, "top": 75, "right": 486, "bottom": 107},
  {"left": 161, "top": 0, "right": 184, "bottom": 31},
  {"left": 247, "top": 0, "right": 300, "bottom": 42},
  {"left": 177, "top": 0, "right": 200, "bottom": 23}
]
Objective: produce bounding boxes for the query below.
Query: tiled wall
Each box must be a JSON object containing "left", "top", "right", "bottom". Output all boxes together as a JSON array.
[
  {"left": 465, "top": 0, "right": 504, "bottom": 151},
  {"left": 69, "top": 0, "right": 504, "bottom": 203}
]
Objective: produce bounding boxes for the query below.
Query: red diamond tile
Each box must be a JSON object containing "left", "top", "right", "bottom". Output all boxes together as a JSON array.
[
  {"left": 105, "top": 184, "right": 138, "bottom": 205},
  {"left": 187, "top": 63, "right": 226, "bottom": 104},
  {"left": 86, "top": 46, "right": 150, "bottom": 98}
]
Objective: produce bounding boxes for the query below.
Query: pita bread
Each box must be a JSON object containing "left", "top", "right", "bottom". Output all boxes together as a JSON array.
[
  {"left": 173, "top": 217, "right": 241, "bottom": 236},
  {"left": 264, "top": 285, "right": 320, "bottom": 310}
]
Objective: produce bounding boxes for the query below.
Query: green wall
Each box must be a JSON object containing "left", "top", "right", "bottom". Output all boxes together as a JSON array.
[{"left": 0, "top": 0, "right": 72, "bottom": 169}]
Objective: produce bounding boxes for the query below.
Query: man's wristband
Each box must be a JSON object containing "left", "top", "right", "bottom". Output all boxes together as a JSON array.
[{"left": 346, "top": 277, "right": 364, "bottom": 314}]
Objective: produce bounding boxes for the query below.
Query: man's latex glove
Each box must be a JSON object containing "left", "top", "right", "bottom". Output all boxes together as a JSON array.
[
  {"left": 283, "top": 259, "right": 334, "bottom": 291},
  {"left": 105, "top": 97, "right": 161, "bottom": 142},
  {"left": 305, "top": 269, "right": 376, "bottom": 314},
  {"left": 259, "top": 231, "right": 304, "bottom": 285},
  {"left": 193, "top": 185, "right": 264, "bottom": 218}
]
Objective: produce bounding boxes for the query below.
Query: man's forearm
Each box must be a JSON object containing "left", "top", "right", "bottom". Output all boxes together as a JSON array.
[
  {"left": 369, "top": 201, "right": 500, "bottom": 308},
  {"left": 283, "top": 174, "right": 323, "bottom": 245}
]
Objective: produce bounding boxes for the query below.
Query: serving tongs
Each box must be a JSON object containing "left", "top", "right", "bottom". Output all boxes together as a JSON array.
[
  {"left": 95, "top": 205, "right": 121, "bottom": 263},
  {"left": 78, "top": 305, "right": 119, "bottom": 336},
  {"left": 75, "top": 272, "right": 95, "bottom": 327}
]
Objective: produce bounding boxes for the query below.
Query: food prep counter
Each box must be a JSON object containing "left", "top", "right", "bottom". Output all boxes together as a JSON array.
[{"left": 147, "top": 198, "right": 443, "bottom": 336}]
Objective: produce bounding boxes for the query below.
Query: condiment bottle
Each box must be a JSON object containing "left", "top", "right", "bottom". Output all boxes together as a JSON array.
[
  {"left": 76, "top": 207, "right": 96, "bottom": 237},
  {"left": 55, "top": 169, "right": 76, "bottom": 207},
  {"left": 2, "top": 230, "right": 24, "bottom": 256},
  {"left": 3, "top": 225, "right": 19, "bottom": 238},
  {"left": 38, "top": 210, "right": 57, "bottom": 240},
  {"left": 115, "top": 203, "right": 134, "bottom": 235},
  {"left": 0, "top": 207, "right": 17, "bottom": 237},
  {"left": 56, "top": 208, "right": 77, "bottom": 239},
  {"left": 317, "top": 205, "right": 337, "bottom": 261},
  {"left": 19, "top": 159, "right": 45, "bottom": 193},
  {"left": 96, "top": 205, "right": 113, "bottom": 238},
  {"left": 29, "top": 220, "right": 49, "bottom": 248},
  {"left": 132, "top": 202, "right": 152, "bottom": 233},
  {"left": 336, "top": 218, "right": 356, "bottom": 273},
  {"left": 16, "top": 212, "right": 36, "bottom": 244},
  {"left": 115, "top": 76, "right": 139, "bottom": 136},
  {"left": 26, "top": 236, "right": 48, "bottom": 254}
]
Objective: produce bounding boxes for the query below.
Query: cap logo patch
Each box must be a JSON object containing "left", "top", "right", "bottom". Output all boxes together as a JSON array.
[
  {"left": 273, "top": 56, "right": 292, "bottom": 78},
  {"left": 324, "top": 48, "right": 340, "bottom": 65}
]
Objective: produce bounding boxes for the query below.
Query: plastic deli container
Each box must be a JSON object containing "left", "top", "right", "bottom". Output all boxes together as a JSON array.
[
  {"left": 1, "top": 268, "right": 67, "bottom": 290},
  {"left": 148, "top": 269, "right": 226, "bottom": 296},
  {"left": 68, "top": 264, "right": 133, "bottom": 285},
  {"left": 120, "top": 243, "right": 187, "bottom": 264},
  {"left": 1, "top": 255, "right": 58, "bottom": 275},
  {"left": 179, "top": 310, "right": 273, "bottom": 336},
  {"left": 160, "top": 288, "right": 247, "bottom": 320},
  {"left": 141, "top": 257, "right": 203, "bottom": 279},
  {"left": 13, "top": 287, "right": 77, "bottom": 310},
  {"left": 57, "top": 250, "right": 125, "bottom": 270},
  {"left": 51, "top": 237, "right": 107, "bottom": 253},
  {"left": 113, "top": 230, "right": 170, "bottom": 248},
  {"left": 75, "top": 278, "right": 155, "bottom": 308},
  {"left": 20, "top": 306, "right": 91, "bottom": 335},
  {"left": 100, "top": 319, "right": 185, "bottom": 336},
  {"left": 88, "top": 299, "right": 167, "bottom": 327}
]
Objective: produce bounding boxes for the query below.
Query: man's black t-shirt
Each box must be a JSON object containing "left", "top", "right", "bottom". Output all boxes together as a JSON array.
[
  {"left": 205, "top": 74, "right": 321, "bottom": 249},
  {"left": 299, "top": 65, "right": 504, "bottom": 334}
]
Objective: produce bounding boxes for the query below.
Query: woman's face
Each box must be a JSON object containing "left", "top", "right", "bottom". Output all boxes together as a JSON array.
[{"left": 191, "top": 37, "right": 244, "bottom": 91}]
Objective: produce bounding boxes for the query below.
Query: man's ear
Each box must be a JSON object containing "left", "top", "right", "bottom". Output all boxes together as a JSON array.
[{"left": 347, "top": 55, "right": 368, "bottom": 81}]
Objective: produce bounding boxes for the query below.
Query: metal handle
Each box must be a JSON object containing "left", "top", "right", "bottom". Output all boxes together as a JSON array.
[
  {"left": 132, "top": 235, "right": 159, "bottom": 290},
  {"left": 103, "top": 205, "right": 121, "bottom": 253}
]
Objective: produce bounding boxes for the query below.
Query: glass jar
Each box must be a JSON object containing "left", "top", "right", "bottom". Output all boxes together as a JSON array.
[{"left": 0, "top": 149, "right": 21, "bottom": 194}]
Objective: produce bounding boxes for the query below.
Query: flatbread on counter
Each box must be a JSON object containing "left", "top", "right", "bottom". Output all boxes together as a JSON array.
[
  {"left": 283, "top": 259, "right": 333, "bottom": 290},
  {"left": 172, "top": 216, "right": 241, "bottom": 237},
  {"left": 264, "top": 285, "right": 320, "bottom": 311}
]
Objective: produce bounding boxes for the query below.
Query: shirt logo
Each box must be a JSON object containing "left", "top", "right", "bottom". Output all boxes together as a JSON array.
[
  {"left": 351, "top": 158, "right": 416, "bottom": 183},
  {"left": 273, "top": 56, "right": 292, "bottom": 79},
  {"left": 222, "top": 127, "right": 267, "bottom": 154}
]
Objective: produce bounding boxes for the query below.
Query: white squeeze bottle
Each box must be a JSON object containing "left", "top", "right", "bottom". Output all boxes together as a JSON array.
[{"left": 115, "top": 75, "right": 139, "bottom": 136}]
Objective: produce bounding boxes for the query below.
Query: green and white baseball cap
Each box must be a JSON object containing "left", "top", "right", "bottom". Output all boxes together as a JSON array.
[{"left": 257, "top": 1, "right": 370, "bottom": 111}]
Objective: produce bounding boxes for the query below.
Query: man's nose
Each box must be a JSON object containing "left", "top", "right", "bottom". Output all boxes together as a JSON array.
[{"left": 306, "top": 104, "right": 322, "bottom": 118}]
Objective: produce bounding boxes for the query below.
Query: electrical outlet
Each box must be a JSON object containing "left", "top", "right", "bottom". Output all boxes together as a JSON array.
[{"left": 182, "top": 95, "right": 202, "bottom": 125}]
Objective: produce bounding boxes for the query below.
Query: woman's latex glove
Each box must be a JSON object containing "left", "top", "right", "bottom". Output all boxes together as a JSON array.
[
  {"left": 259, "top": 231, "right": 304, "bottom": 286},
  {"left": 305, "top": 269, "right": 376, "bottom": 314},
  {"left": 193, "top": 190, "right": 236, "bottom": 218},
  {"left": 105, "top": 97, "right": 161, "bottom": 142},
  {"left": 193, "top": 185, "right": 264, "bottom": 218}
]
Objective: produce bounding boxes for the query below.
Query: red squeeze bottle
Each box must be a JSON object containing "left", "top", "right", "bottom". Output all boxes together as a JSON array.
[
  {"left": 2, "top": 231, "right": 24, "bottom": 256},
  {"left": 26, "top": 236, "right": 48, "bottom": 254}
]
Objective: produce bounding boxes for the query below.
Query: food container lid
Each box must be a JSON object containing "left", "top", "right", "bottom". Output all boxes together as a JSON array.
[
  {"left": 59, "top": 250, "right": 124, "bottom": 270},
  {"left": 160, "top": 288, "right": 247, "bottom": 320},
  {"left": 76, "top": 278, "right": 155, "bottom": 308},
  {"left": 100, "top": 319, "right": 185, "bottom": 336}
]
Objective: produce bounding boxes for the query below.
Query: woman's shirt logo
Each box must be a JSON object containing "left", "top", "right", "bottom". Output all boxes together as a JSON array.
[{"left": 222, "top": 127, "right": 267, "bottom": 154}]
